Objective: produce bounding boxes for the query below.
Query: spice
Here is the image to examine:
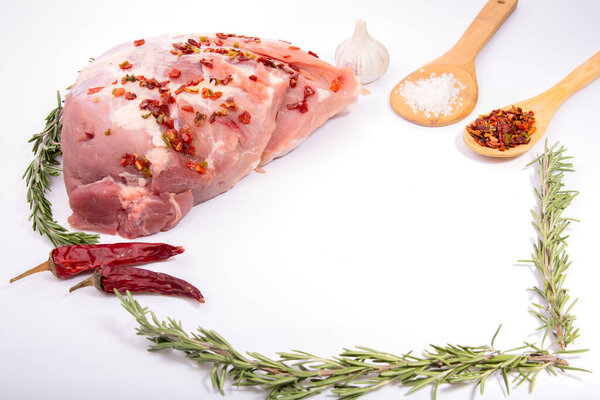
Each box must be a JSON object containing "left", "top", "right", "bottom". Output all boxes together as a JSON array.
[
  {"left": 169, "top": 68, "right": 181, "bottom": 78},
  {"left": 112, "top": 87, "right": 126, "bottom": 97},
  {"left": 9, "top": 243, "right": 184, "bottom": 282},
  {"left": 119, "top": 60, "right": 133, "bottom": 70},
  {"left": 69, "top": 265, "right": 204, "bottom": 303},
  {"left": 87, "top": 87, "right": 104, "bottom": 95},
  {"left": 133, "top": 39, "right": 145, "bottom": 47},
  {"left": 239, "top": 110, "right": 251, "bottom": 124},
  {"left": 186, "top": 160, "right": 207, "bottom": 174},
  {"left": 334, "top": 20, "right": 389, "bottom": 84},
  {"left": 124, "top": 92, "right": 137, "bottom": 100},
  {"left": 120, "top": 152, "right": 152, "bottom": 177},
  {"left": 467, "top": 106, "right": 536, "bottom": 151},
  {"left": 396, "top": 72, "right": 465, "bottom": 118},
  {"left": 104, "top": 129, "right": 111, "bottom": 136}
]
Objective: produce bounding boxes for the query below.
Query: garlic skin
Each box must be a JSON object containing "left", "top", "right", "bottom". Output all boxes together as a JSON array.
[{"left": 335, "top": 20, "right": 389, "bottom": 84}]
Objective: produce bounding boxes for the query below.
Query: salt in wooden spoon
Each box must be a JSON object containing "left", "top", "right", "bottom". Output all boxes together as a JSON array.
[
  {"left": 463, "top": 50, "right": 600, "bottom": 158},
  {"left": 390, "top": 0, "right": 518, "bottom": 126}
]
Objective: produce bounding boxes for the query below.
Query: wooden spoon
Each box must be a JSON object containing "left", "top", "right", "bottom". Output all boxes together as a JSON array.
[
  {"left": 463, "top": 50, "right": 600, "bottom": 158},
  {"left": 390, "top": 0, "right": 518, "bottom": 126}
]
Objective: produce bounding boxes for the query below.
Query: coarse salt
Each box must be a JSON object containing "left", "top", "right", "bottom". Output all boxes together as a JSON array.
[{"left": 395, "top": 72, "right": 466, "bottom": 118}]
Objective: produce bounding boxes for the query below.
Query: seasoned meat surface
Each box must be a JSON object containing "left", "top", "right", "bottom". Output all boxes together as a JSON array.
[{"left": 62, "top": 33, "right": 361, "bottom": 238}]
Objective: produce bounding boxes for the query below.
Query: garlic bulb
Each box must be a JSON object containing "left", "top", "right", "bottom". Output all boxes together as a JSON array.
[{"left": 335, "top": 20, "right": 389, "bottom": 84}]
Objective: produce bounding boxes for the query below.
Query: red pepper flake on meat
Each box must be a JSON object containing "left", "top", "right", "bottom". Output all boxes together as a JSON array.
[
  {"left": 169, "top": 68, "right": 181, "bottom": 78},
  {"left": 181, "top": 105, "right": 194, "bottom": 113},
  {"left": 186, "top": 160, "right": 208, "bottom": 174},
  {"left": 308, "top": 50, "right": 319, "bottom": 58},
  {"left": 194, "top": 112, "right": 207, "bottom": 126},
  {"left": 288, "top": 46, "right": 300, "bottom": 50},
  {"left": 249, "top": 75, "right": 258, "bottom": 82},
  {"left": 466, "top": 106, "right": 536, "bottom": 151},
  {"left": 119, "top": 60, "right": 133, "bottom": 70},
  {"left": 304, "top": 86, "right": 315, "bottom": 98},
  {"left": 112, "top": 87, "right": 126, "bottom": 97},
  {"left": 329, "top": 77, "right": 342, "bottom": 92},
  {"left": 287, "top": 100, "right": 309, "bottom": 113},
  {"left": 125, "top": 92, "right": 137, "bottom": 100},
  {"left": 200, "top": 59, "right": 213, "bottom": 69},
  {"left": 133, "top": 39, "right": 145, "bottom": 47},
  {"left": 220, "top": 98, "right": 238, "bottom": 111},
  {"left": 121, "top": 74, "right": 137, "bottom": 84},
  {"left": 289, "top": 75, "right": 298, "bottom": 88},
  {"left": 120, "top": 152, "right": 152, "bottom": 178},
  {"left": 238, "top": 110, "right": 251, "bottom": 124},
  {"left": 162, "top": 127, "right": 195, "bottom": 155},
  {"left": 87, "top": 87, "right": 104, "bottom": 95}
]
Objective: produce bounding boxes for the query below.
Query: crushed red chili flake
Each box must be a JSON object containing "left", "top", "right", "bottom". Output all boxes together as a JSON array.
[
  {"left": 308, "top": 50, "right": 319, "bottom": 58},
  {"left": 112, "top": 87, "right": 126, "bottom": 97},
  {"left": 125, "top": 92, "right": 137, "bottom": 100},
  {"left": 220, "top": 98, "right": 238, "bottom": 111},
  {"left": 330, "top": 77, "right": 342, "bottom": 92},
  {"left": 467, "top": 106, "right": 536, "bottom": 151},
  {"left": 287, "top": 100, "right": 309, "bottom": 113},
  {"left": 249, "top": 75, "right": 258, "bottom": 82},
  {"left": 162, "top": 127, "right": 195, "bottom": 155},
  {"left": 169, "top": 68, "right": 181, "bottom": 78},
  {"left": 87, "top": 87, "right": 104, "bottom": 95},
  {"left": 121, "top": 74, "right": 137, "bottom": 84},
  {"left": 304, "top": 86, "right": 315, "bottom": 98},
  {"left": 140, "top": 77, "right": 161, "bottom": 90},
  {"left": 120, "top": 153, "right": 152, "bottom": 178},
  {"left": 239, "top": 110, "right": 251, "bottom": 124},
  {"left": 186, "top": 160, "right": 208, "bottom": 174},
  {"left": 133, "top": 39, "right": 145, "bottom": 47},
  {"left": 181, "top": 105, "right": 194, "bottom": 112},
  {"left": 188, "top": 38, "right": 201, "bottom": 48},
  {"left": 288, "top": 46, "right": 300, "bottom": 50},
  {"left": 194, "top": 112, "right": 207, "bottom": 126},
  {"left": 200, "top": 59, "right": 213, "bottom": 69},
  {"left": 289, "top": 75, "right": 298, "bottom": 88},
  {"left": 119, "top": 60, "right": 133, "bottom": 70}
]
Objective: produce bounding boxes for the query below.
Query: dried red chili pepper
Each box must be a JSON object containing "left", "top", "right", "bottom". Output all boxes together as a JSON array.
[
  {"left": 69, "top": 265, "right": 204, "bottom": 303},
  {"left": 133, "top": 39, "right": 145, "bottom": 47},
  {"left": 9, "top": 243, "right": 184, "bottom": 283}
]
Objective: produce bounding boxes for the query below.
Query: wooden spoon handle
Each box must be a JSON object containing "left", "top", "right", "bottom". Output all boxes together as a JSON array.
[
  {"left": 436, "top": 0, "right": 518, "bottom": 70},
  {"left": 523, "top": 50, "right": 600, "bottom": 114}
]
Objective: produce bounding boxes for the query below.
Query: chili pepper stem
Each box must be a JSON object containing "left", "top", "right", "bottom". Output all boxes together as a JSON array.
[
  {"left": 10, "top": 260, "right": 52, "bottom": 283},
  {"left": 69, "top": 274, "right": 101, "bottom": 293}
]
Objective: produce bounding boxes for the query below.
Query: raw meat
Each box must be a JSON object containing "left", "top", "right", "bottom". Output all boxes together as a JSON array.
[{"left": 62, "top": 33, "right": 361, "bottom": 238}]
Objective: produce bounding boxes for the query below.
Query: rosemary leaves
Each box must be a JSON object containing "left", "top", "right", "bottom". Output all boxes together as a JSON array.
[
  {"left": 23, "top": 91, "right": 99, "bottom": 247},
  {"left": 118, "top": 141, "right": 586, "bottom": 399}
]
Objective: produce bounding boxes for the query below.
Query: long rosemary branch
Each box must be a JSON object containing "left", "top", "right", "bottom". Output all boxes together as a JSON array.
[
  {"left": 524, "top": 141, "right": 579, "bottom": 351},
  {"left": 117, "top": 290, "right": 577, "bottom": 400},
  {"left": 117, "top": 141, "right": 587, "bottom": 399},
  {"left": 23, "top": 91, "right": 99, "bottom": 247}
]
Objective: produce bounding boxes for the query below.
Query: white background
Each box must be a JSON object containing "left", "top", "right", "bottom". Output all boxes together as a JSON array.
[{"left": 1, "top": 0, "right": 599, "bottom": 399}]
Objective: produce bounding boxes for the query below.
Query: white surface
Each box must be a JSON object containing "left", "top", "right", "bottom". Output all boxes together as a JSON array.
[{"left": 1, "top": 0, "right": 599, "bottom": 399}]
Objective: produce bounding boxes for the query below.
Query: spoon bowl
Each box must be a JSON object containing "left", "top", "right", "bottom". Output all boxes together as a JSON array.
[
  {"left": 390, "top": 0, "right": 518, "bottom": 126},
  {"left": 390, "top": 64, "right": 478, "bottom": 127},
  {"left": 463, "top": 50, "right": 600, "bottom": 158}
]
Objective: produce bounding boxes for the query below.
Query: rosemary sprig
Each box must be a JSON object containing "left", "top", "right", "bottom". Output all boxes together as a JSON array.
[
  {"left": 117, "top": 141, "right": 587, "bottom": 399},
  {"left": 524, "top": 141, "right": 579, "bottom": 351},
  {"left": 118, "top": 290, "right": 576, "bottom": 400},
  {"left": 24, "top": 91, "right": 99, "bottom": 247}
]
